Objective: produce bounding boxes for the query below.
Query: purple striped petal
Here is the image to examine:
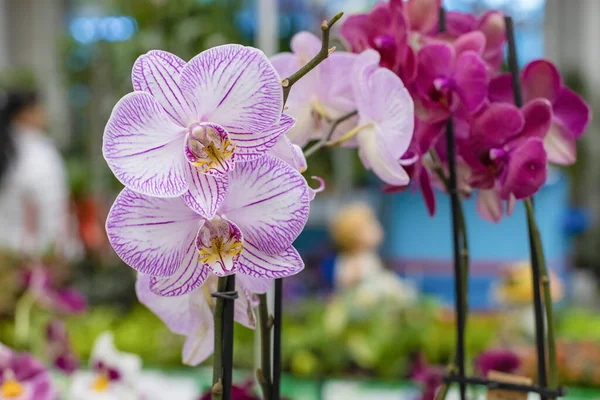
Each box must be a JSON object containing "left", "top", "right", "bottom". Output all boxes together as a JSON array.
[
  {"left": 103, "top": 92, "right": 188, "bottom": 197},
  {"left": 106, "top": 189, "right": 201, "bottom": 277},
  {"left": 184, "top": 123, "right": 236, "bottom": 175},
  {"left": 183, "top": 164, "right": 229, "bottom": 220},
  {"left": 238, "top": 242, "right": 304, "bottom": 279},
  {"left": 179, "top": 44, "right": 283, "bottom": 139},
  {"left": 233, "top": 114, "right": 296, "bottom": 162},
  {"left": 196, "top": 216, "right": 243, "bottom": 276},
  {"left": 149, "top": 261, "right": 209, "bottom": 297},
  {"left": 219, "top": 155, "right": 310, "bottom": 255},
  {"left": 131, "top": 50, "right": 197, "bottom": 127},
  {"left": 237, "top": 273, "right": 272, "bottom": 294}
]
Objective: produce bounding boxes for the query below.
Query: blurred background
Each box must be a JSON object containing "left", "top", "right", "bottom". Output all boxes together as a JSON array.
[{"left": 1, "top": 0, "right": 600, "bottom": 399}]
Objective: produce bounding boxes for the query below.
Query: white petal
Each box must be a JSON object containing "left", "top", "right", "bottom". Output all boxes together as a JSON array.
[
  {"left": 183, "top": 164, "right": 229, "bottom": 220},
  {"left": 238, "top": 242, "right": 304, "bottom": 279}
]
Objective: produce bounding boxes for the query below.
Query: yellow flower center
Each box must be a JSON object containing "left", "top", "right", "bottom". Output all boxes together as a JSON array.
[
  {"left": 198, "top": 234, "right": 243, "bottom": 265},
  {"left": 1, "top": 380, "right": 24, "bottom": 398},
  {"left": 187, "top": 125, "right": 235, "bottom": 173},
  {"left": 91, "top": 374, "right": 109, "bottom": 392},
  {"left": 196, "top": 217, "right": 243, "bottom": 275}
]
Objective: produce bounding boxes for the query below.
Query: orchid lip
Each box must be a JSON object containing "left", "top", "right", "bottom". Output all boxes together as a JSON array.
[
  {"left": 184, "top": 123, "right": 236, "bottom": 175},
  {"left": 196, "top": 216, "right": 243, "bottom": 276}
]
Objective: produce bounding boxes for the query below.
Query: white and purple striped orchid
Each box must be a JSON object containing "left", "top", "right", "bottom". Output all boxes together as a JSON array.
[
  {"left": 106, "top": 155, "right": 308, "bottom": 297},
  {"left": 103, "top": 46, "right": 295, "bottom": 199},
  {"left": 136, "top": 272, "right": 268, "bottom": 366}
]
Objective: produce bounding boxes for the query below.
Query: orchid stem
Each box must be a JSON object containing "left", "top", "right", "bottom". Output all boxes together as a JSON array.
[
  {"left": 212, "top": 276, "right": 236, "bottom": 400},
  {"left": 257, "top": 294, "right": 273, "bottom": 400},
  {"left": 14, "top": 290, "right": 34, "bottom": 350},
  {"left": 525, "top": 198, "right": 558, "bottom": 393},
  {"left": 212, "top": 277, "right": 227, "bottom": 400},
  {"left": 282, "top": 12, "right": 344, "bottom": 106},
  {"left": 304, "top": 110, "right": 358, "bottom": 158}
]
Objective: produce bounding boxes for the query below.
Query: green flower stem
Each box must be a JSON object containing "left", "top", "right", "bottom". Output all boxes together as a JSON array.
[
  {"left": 303, "top": 110, "right": 358, "bottom": 158},
  {"left": 257, "top": 294, "right": 273, "bottom": 399},
  {"left": 212, "top": 276, "right": 228, "bottom": 400},
  {"left": 14, "top": 290, "right": 35, "bottom": 350},
  {"left": 524, "top": 198, "right": 558, "bottom": 390},
  {"left": 282, "top": 12, "right": 344, "bottom": 106}
]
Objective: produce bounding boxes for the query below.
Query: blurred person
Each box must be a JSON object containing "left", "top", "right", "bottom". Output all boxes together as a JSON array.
[{"left": 0, "top": 88, "right": 77, "bottom": 257}]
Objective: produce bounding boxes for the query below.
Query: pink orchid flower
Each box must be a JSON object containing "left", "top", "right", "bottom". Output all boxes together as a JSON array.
[
  {"left": 0, "top": 344, "right": 55, "bottom": 400},
  {"left": 106, "top": 155, "right": 308, "bottom": 296},
  {"left": 489, "top": 59, "right": 591, "bottom": 165},
  {"left": 137, "top": 272, "right": 267, "bottom": 366},
  {"left": 461, "top": 100, "right": 552, "bottom": 222},
  {"left": 341, "top": 0, "right": 417, "bottom": 83},
  {"left": 352, "top": 50, "right": 415, "bottom": 186},
  {"left": 270, "top": 32, "right": 357, "bottom": 146},
  {"left": 103, "top": 46, "right": 293, "bottom": 198}
]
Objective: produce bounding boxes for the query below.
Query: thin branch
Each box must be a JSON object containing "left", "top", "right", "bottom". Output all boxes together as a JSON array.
[
  {"left": 257, "top": 294, "right": 272, "bottom": 400},
  {"left": 282, "top": 12, "right": 344, "bottom": 106},
  {"left": 304, "top": 110, "right": 358, "bottom": 158}
]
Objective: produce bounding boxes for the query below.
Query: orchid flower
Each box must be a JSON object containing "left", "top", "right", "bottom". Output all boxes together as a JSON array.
[
  {"left": 25, "top": 267, "right": 87, "bottom": 315},
  {"left": 270, "top": 32, "right": 357, "bottom": 146},
  {"left": 475, "top": 349, "right": 520, "bottom": 377},
  {"left": 136, "top": 272, "right": 267, "bottom": 366},
  {"left": 0, "top": 344, "right": 54, "bottom": 400},
  {"left": 341, "top": 0, "right": 417, "bottom": 83},
  {"left": 461, "top": 100, "right": 552, "bottom": 222},
  {"left": 350, "top": 50, "right": 414, "bottom": 186},
  {"left": 103, "top": 46, "right": 293, "bottom": 198},
  {"left": 69, "top": 332, "right": 141, "bottom": 400},
  {"left": 106, "top": 155, "right": 307, "bottom": 296},
  {"left": 410, "top": 353, "right": 444, "bottom": 400},
  {"left": 489, "top": 59, "right": 591, "bottom": 165}
]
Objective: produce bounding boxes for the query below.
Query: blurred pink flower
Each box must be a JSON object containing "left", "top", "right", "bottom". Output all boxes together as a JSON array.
[
  {"left": 25, "top": 268, "right": 87, "bottom": 315},
  {"left": 411, "top": 353, "right": 445, "bottom": 400},
  {"left": 0, "top": 343, "right": 55, "bottom": 400},
  {"left": 475, "top": 349, "right": 520, "bottom": 376}
]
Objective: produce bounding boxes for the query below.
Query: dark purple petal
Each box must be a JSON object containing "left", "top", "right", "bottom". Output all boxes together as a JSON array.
[
  {"left": 475, "top": 349, "right": 520, "bottom": 376},
  {"left": 415, "top": 43, "right": 455, "bottom": 98},
  {"left": 453, "top": 51, "right": 488, "bottom": 113},
  {"left": 470, "top": 103, "right": 524, "bottom": 150},
  {"left": 488, "top": 73, "right": 514, "bottom": 104},
  {"left": 420, "top": 169, "right": 436, "bottom": 217},
  {"left": 54, "top": 353, "right": 79, "bottom": 375},
  {"left": 501, "top": 138, "right": 547, "bottom": 200},
  {"left": 521, "top": 59, "right": 562, "bottom": 103},
  {"left": 53, "top": 289, "right": 87, "bottom": 314},
  {"left": 552, "top": 86, "right": 591, "bottom": 139},
  {"left": 520, "top": 98, "right": 553, "bottom": 139}
]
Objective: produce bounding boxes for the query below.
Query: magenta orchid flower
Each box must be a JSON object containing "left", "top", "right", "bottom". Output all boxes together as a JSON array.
[
  {"left": 351, "top": 50, "right": 415, "bottom": 186},
  {"left": 270, "top": 32, "right": 357, "bottom": 146},
  {"left": 410, "top": 353, "right": 444, "bottom": 400},
  {"left": 103, "top": 46, "right": 293, "bottom": 198},
  {"left": 0, "top": 344, "right": 55, "bottom": 400},
  {"left": 106, "top": 155, "right": 307, "bottom": 296},
  {"left": 414, "top": 41, "right": 488, "bottom": 123},
  {"left": 489, "top": 59, "right": 591, "bottom": 165},
  {"left": 475, "top": 349, "right": 520, "bottom": 377},
  {"left": 136, "top": 272, "right": 266, "bottom": 366},
  {"left": 341, "top": 0, "right": 417, "bottom": 83},
  {"left": 461, "top": 100, "right": 552, "bottom": 222}
]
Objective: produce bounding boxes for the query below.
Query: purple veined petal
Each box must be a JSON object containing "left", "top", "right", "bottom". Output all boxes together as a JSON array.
[
  {"left": 195, "top": 216, "right": 243, "bottom": 276},
  {"left": 179, "top": 44, "right": 283, "bottom": 136},
  {"left": 103, "top": 92, "right": 188, "bottom": 197},
  {"left": 521, "top": 59, "right": 562, "bottom": 103},
  {"left": 358, "top": 128, "right": 410, "bottom": 186},
  {"left": 453, "top": 31, "right": 486, "bottom": 56},
  {"left": 360, "top": 66, "right": 415, "bottom": 160},
  {"left": 106, "top": 188, "right": 201, "bottom": 277},
  {"left": 234, "top": 287, "right": 256, "bottom": 329},
  {"left": 182, "top": 316, "right": 214, "bottom": 366},
  {"left": 501, "top": 138, "right": 547, "bottom": 200},
  {"left": 488, "top": 73, "right": 513, "bottom": 104},
  {"left": 470, "top": 103, "right": 524, "bottom": 150},
  {"left": 238, "top": 241, "right": 304, "bottom": 279},
  {"left": 237, "top": 273, "right": 273, "bottom": 294},
  {"left": 267, "top": 133, "right": 307, "bottom": 173},
  {"left": 233, "top": 114, "right": 296, "bottom": 162},
  {"left": 219, "top": 155, "right": 310, "bottom": 255},
  {"left": 477, "top": 189, "right": 503, "bottom": 223},
  {"left": 544, "top": 123, "right": 577, "bottom": 165},
  {"left": 453, "top": 51, "right": 488, "bottom": 113},
  {"left": 183, "top": 164, "right": 229, "bottom": 220},
  {"left": 136, "top": 273, "right": 197, "bottom": 335},
  {"left": 520, "top": 98, "right": 552, "bottom": 139},
  {"left": 184, "top": 123, "right": 236, "bottom": 175},
  {"left": 131, "top": 50, "right": 197, "bottom": 127},
  {"left": 150, "top": 262, "right": 210, "bottom": 297},
  {"left": 552, "top": 86, "right": 591, "bottom": 139},
  {"left": 406, "top": 0, "right": 441, "bottom": 33},
  {"left": 415, "top": 43, "right": 455, "bottom": 98}
]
